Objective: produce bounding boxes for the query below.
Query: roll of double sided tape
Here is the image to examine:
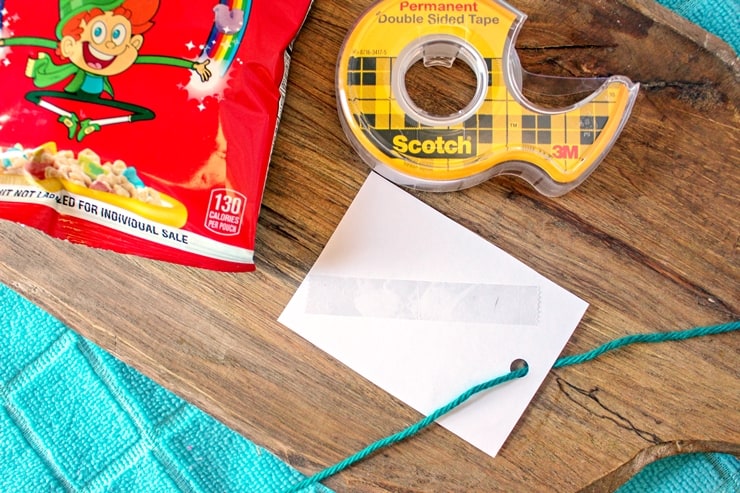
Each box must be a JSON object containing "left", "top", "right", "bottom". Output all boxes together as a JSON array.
[{"left": 336, "top": 0, "right": 639, "bottom": 195}]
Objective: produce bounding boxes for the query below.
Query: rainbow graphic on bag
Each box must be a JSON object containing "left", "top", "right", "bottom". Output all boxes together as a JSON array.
[{"left": 199, "top": 0, "right": 253, "bottom": 76}]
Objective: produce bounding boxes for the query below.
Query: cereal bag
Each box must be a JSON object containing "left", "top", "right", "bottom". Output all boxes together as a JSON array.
[{"left": 0, "top": 0, "right": 313, "bottom": 271}]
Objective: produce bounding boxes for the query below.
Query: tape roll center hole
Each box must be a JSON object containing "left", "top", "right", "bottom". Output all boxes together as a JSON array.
[
  {"left": 394, "top": 38, "right": 488, "bottom": 127},
  {"left": 404, "top": 58, "right": 478, "bottom": 120}
]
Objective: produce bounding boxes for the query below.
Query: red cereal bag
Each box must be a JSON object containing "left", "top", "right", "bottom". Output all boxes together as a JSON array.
[{"left": 0, "top": 0, "right": 312, "bottom": 271}]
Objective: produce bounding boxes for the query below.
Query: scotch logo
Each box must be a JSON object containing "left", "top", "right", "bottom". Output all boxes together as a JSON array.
[{"left": 392, "top": 135, "right": 474, "bottom": 158}]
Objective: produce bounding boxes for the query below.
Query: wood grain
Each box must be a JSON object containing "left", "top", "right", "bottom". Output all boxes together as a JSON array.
[{"left": 1, "top": 1, "right": 738, "bottom": 491}]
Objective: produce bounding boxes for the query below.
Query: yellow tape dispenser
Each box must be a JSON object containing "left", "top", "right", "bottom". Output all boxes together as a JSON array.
[{"left": 336, "top": 0, "right": 639, "bottom": 195}]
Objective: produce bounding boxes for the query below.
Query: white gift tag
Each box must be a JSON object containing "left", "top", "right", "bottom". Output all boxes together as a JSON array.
[{"left": 279, "top": 172, "right": 587, "bottom": 457}]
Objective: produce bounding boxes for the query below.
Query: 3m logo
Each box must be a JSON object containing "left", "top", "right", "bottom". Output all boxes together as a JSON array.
[{"left": 553, "top": 145, "right": 579, "bottom": 159}]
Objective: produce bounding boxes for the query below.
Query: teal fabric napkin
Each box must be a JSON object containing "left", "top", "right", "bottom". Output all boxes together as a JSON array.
[
  {"left": 656, "top": 0, "right": 739, "bottom": 53},
  {"left": 0, "top": 284, "right": 330, "bottom": 493},
  {"left": 617, "top": 452, "right": 740, "bottom": 493}
]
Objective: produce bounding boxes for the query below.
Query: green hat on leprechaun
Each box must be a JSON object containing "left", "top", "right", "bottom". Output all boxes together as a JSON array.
[{"left": 56, "top": 0, "right": 126, "bottom": 39}]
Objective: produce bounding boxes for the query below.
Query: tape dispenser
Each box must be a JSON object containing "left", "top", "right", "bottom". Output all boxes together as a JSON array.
[{"left": 336, "top": 0, "right": 639, "bottom": 195}]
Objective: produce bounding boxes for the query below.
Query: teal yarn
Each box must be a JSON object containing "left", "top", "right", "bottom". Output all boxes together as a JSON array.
[
  {"left": 286, "top": 367, "right": 530, "bottom": 492},
  {"left": 286, "top": 321, "right": 740, "bottom": 492},
  {"left": 553, "top": 322, "right": 740, "bottom": 368}
]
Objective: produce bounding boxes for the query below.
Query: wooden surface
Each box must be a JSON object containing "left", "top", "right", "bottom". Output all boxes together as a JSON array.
[{"left": 1, "top": 0, "right": 738, "bottom": 491}]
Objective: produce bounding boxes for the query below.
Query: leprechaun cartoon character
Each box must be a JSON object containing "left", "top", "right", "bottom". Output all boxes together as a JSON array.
[{"left": 0, "top": 0, "right": 212, "bottom": 141}]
